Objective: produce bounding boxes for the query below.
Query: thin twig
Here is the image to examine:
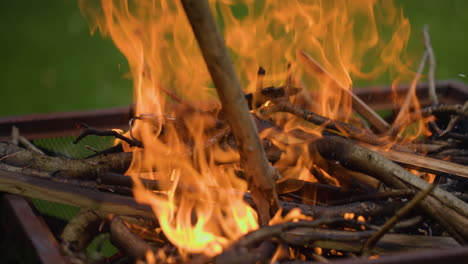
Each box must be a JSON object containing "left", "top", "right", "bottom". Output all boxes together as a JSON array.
[
  {"left": 74, "top": 123, "right": 143, "bottom": 148},
  {"left": 361, "top": 184, "right": 436, "bottom": 255},
  {"left": 423, "top": 25, "right": 438, "bottom": 106},
  {"left": 11, "top": 126, "right": 45, "bottom": 154},
  {"left": 328, "top": 189, "right": 416, "bottom": 206},
  {"left": 440, "top": 100, "right": 468, "bottom": 136},
  {"left": 299, "top": 50, "right": 390, "bottom": 133},
  {"left": 421, "top": 104, "right": 465, "bottom": 116},
  {"left": 233, "top": 218, "right": 358, "bottom": 248},
  {"left": 261, "top": 100, "right": 385, "bottom": 146}
]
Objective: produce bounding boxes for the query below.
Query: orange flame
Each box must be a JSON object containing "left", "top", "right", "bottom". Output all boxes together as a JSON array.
[{"left": 79, "top": 0, "right": 420, "bottom": 257}]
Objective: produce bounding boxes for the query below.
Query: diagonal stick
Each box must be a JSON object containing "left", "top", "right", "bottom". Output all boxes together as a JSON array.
[{"left": 180, "top": 0, "right": 279, "bottom": 225}]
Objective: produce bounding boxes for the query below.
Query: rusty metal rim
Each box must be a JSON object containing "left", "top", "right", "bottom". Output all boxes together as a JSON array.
[
  {"left": 0, "top": 80, "right": 467, "bottom": 141},
  {"left": 0, "top": 105, "right": 133, "bottom": 140},
  {"left": 1, "top": 194, "right": 67, "bottom": 264}
]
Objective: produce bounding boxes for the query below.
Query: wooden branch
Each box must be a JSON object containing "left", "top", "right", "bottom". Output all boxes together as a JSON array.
[
  {"left": 299, "top": 50, "right": 390, "bottom": 133},
  {"left": 328, "top": 190, "right": 416, "bottom": 206},
  {"left": 312, "top": 136, "right": 468, "bottom": 243},
  {"left": 281, "top": 200, "right": 403, "bottom": 219},
  {"left": 365, "top": 144, "right": 468, "bottom": 179},
  {"left": 181, "top": 0, "right": 279, "bottom": 224},
  {"left": 110, "top": 216, "right": 157, "bottom": 260},
  {"left": 423, "top": 25, "right": 438, "bottom": 106},
  {"left": 312, "top": 234, "right": 460, "bottom": 255},
  {"left": 230, "top": 218, "right": 354, "bottom": 249},
  {"left": 313, "top": 136, "right": 468, "bottom": 218},
  {"left": 74, "top": 123, "right": 142, "bottom": 148},
  {"left": 0, "top": 169, "right": 154, "bottom": 218},
  {"left": 0, "top": 142, "right": 131, "bottom": 180},
  {"left": 61, "top": 210, "right": 107, "bottom": 264},
  {"left": 280, "top": 228, "right": 373, "bottom": 246},
  {"left": 440, "top": 100, "right": 468, "bottom": 136},
  {"left": 262, "top": 100, "right": 385, "bottom": 146},
  {"left": 215, "top": 218, "right": 368, "bottom": 263}
]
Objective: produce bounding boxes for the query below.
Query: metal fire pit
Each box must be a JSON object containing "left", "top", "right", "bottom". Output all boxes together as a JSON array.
[{"left": 0, "top": 81, "right": 467, "bottom": 263}]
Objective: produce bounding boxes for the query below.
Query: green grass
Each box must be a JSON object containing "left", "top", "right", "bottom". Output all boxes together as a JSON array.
[
  {"left": 397, "top": 0, "right": 468, "bottom": 80},
  {"left": 1, "top": 0, "right": 132, "bottom": 116}
]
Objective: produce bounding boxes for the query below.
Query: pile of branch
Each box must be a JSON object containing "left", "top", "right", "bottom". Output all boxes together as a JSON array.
[{"left": 1, "top": 0, "right": 467, "bottom": 263}]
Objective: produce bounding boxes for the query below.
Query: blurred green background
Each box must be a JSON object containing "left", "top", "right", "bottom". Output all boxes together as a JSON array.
[{"left": 1, "top": 0, "right": 467, "bottom": 117}]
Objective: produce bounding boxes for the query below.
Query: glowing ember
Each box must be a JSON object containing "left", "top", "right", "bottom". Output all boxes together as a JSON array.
[{"left": 79, "top": 0, "right": 420, "bottom": 257}]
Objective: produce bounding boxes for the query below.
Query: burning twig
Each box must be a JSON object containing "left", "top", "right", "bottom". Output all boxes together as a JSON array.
[
  {"left": 360, "top": 184, "right": 436, "bottom": 255},
  {"left": 389, "top": 51, "right": 428, "bottom": 136},
  {"left": 440, "top": 100, "right": 468, "bottom": 136},
  {"left": 393, "top": 103, "right": 467, "bottom": 136},
  {"left": 423, "top": 25, "right": 438, "bottom": 106},
  {"left": 299, "top": 50, "right": 390, "bottom": 133},
  {"left": 366, "top": 144, "right": 468, "bottom": 179},
  {"left": 74, "top": 123, "right": 143, "bottom": 148},
  {"left": 181, "top": 0, "right": 280, "bottom": 224},
  {"left": 257, "top": 67, "right": 266, "bottom": 91},
  {"left": 261, "top": 100, "right": 385, "bottom": 146},
  {"left": 215, "top": 218, "right": 366, "bottom": 263}
]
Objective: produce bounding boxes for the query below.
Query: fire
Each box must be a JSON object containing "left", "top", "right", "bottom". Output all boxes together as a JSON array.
[{"left": 79, "top": 0, "right": 419, "bottom": 257}]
